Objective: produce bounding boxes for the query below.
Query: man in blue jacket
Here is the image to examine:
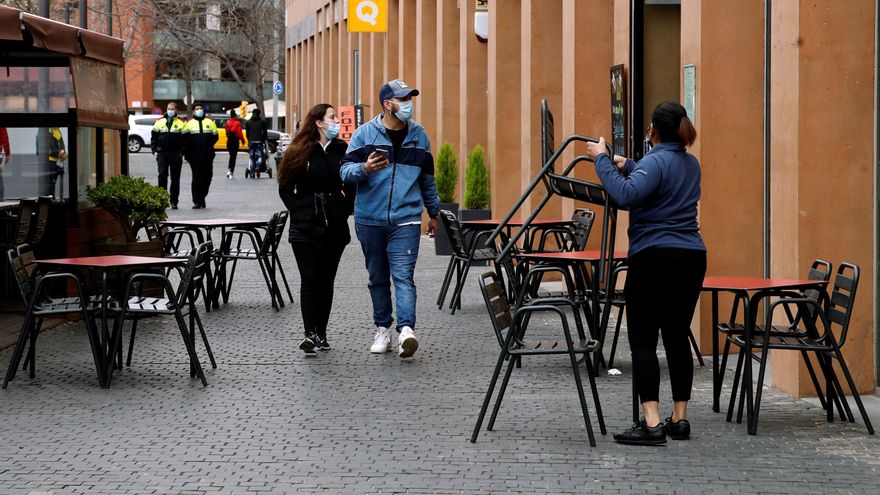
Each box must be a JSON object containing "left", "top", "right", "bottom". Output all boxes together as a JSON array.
[{"left": 340, "top": 79, "right": 440, "bottom": 359}]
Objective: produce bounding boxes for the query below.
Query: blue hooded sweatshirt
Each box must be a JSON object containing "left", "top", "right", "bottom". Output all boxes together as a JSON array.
[
  {"left": 594, "top": 142, "right": 706, "bottom": 257},
  {"left": 340, "top": 115, "right": 440, "bottom": 226}
]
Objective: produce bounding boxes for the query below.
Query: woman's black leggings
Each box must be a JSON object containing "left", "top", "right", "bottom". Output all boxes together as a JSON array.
[
  {"left": 624, "top": 247, "right": 707, "bottom": 403},
  {"left": 290, "top": 239, "right": 347, "bottom": 336},
  {"left": 227, "top": 143, "right": 239, "bottom": 173}
]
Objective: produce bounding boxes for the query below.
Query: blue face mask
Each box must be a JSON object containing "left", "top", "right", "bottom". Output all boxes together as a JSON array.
[
  {"left": 323, "top": 121, "right": 340, "bottom": 139},
  {"left": 194, "top": 109, "right": 205, "bottom": 118},
  {"left": 394, "top": 101, "right": 413, "bottom": 121},
  {"left": 167, "top": 109, "right": 176, "bottom": 118}
]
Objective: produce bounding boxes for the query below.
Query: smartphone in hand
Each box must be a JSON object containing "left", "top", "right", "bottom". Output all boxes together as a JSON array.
[{"left": 372, "top": 149, "right": 389, "bottom": 162}]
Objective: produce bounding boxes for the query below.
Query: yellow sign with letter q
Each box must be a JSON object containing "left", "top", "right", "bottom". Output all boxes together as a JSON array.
[{"left": 348, "top": 0, "right": 387, "bottom": 33}]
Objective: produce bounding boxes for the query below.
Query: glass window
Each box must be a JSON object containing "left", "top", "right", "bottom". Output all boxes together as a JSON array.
[
  {"left": 0, "top": 67, "right": 75, "bottom": 113},
  {"left": 103, "top": 129, "right": 121, "bottom": 180},
  {"left": 135, "top": 118, "right": 158, "bottom": 126},
  {"left": 0, "top": 127, "right": 70, "bottom": 201},
  {"left": 76, "top": 127, "right": 96, "bottom": 207}
]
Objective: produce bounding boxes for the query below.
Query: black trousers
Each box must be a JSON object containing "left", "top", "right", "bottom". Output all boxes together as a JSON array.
[
  {"left": 290, "top": 236, "right": 347, "bottom": 336},
  {"left": 189, "top": 154, "right": 214, "bottom": 205},
  {"left": 624, "top": 247, "right": 707, "bottom": 403},
  {"left": 157, "top": 152, "right": 182, "bottom": 205},
  {"left": 227, "top": 142, "right": 239, "bottom": 173}
]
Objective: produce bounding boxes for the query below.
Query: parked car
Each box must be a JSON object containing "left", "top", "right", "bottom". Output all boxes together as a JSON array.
[{"left": 127, "top": 114, "right": 160, "bottom": 153}]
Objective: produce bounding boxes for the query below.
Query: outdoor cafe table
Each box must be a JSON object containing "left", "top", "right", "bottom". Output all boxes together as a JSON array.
[
  {"left": 161, "top": 218, "right": 269, "bottom": 308},
  {"left": 701, "top": 276, "right": 830, "bottom": 434},
  {"left": 34, "top": 255, "right": 188, "bottom": 387}
]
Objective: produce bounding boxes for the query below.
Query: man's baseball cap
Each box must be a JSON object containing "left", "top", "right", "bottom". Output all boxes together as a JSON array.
[{"left": 379, "top": 79, "right": 420, "bottom": 103}]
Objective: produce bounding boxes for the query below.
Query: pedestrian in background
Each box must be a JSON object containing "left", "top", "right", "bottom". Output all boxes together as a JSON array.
[
  {"left": 0, "top": 127, "right": 10, "bottom": 200},
  {"left": 340, "top": 79, "right": 440, "bottom": 359},
  {"left": 183, "top": 103, "right": 218, "bottom": 209},
  {"left": 38, "top": 127, "right": 65, "bottom": 198},
  {"left": 151, "top": 102, "right": 186, "bottom": 209},
  {"left": 278, "top": 103, "right": 352, "bottom": 354},
  {"left": 245, "top": 108, "right": 268, "bottom": 178},
  {"left": 225, "top": 109, "right": 244, "bottom": 179},
  {"left": 585, "top": 100, "right": 706, "bottom": 446}
]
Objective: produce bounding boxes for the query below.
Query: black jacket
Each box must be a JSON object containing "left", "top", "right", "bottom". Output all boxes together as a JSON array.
[
  {"left": 245, "top": 117, "right": 269, "bottom": 143},
  {"left": 278, "top": 139, "right": 354, "bottom": 243}
]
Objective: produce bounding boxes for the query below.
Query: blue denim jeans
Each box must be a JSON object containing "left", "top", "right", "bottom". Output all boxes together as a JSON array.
[
  {"left": 355, "top": 223, "right": 421, "bottom": 331},
  {"left": 248, "top": 141, "right": 265, "bottom": 173}
]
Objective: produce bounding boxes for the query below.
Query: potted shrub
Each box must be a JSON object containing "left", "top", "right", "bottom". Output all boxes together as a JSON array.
[
  {"left": 462, "top": 145, "right": 491, "bottom": 264},
  {"left": 434, "top": 141, "right": 458, "bottom": 255},
  {"left": 86, "top": 175, "right": 169, "bottom": 256}
]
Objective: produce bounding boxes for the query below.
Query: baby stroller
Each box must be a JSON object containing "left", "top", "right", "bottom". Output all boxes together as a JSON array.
[{"left": 244, "top": 141, "right": 273, "bottom": 178}]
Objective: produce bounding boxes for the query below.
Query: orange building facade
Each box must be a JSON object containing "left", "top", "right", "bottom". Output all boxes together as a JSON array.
[{"left": 284, "top": 0, "right": 879, "bottom": 396}]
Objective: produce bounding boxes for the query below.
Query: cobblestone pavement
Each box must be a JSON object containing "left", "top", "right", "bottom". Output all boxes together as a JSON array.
[{"left": 0, "top": 154, "right": 878, "bottom": 494}]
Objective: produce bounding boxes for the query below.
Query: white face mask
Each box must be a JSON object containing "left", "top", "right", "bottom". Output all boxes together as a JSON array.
[
  {"left": 167, "top": 109, "right": 176, "bottom": 117},
  {"left": 393, "top": 101, "right": 413, "bottom": 121},
  {"left": 194, "top": 109, "right": 205, "bottom": 118}
]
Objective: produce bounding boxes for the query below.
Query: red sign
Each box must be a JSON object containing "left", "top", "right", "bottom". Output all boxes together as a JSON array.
[{"left": 338, "top": 106, "right": 356, "bottom": 143}]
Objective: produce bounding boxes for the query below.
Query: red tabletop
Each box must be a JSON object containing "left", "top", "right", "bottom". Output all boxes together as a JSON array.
[
  {"left": 461, "top": 218, "right": 574, "bottom": 226},
  {"left": 702, "top": 276, "right": 828, "bottom": 291},
  {"left": 162, "top": 218, "right": 268, "bottom": 228},
  {"left": 520, "top": 250, "right": 628, "bottom": 262},
  {"left": 36, "top": 255, "right": 186, "bottom": 268}
]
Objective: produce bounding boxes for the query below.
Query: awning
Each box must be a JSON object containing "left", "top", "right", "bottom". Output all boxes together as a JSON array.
[{"left": 0, "top": 6, "right": 23, "bottom": 41}]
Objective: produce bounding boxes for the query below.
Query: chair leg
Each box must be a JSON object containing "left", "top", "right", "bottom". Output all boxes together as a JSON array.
[
  {"left": 632, "top": 375, "right": 639, "bottom": 423},
  {"left": 4, "top": 309, "right": 36, "bottom": 388},
  {"left": 448, "top": 260, "right": 464, "bottom": 311},
  {"left": 727, "top": 348, "right": 745, "bottom": 423},
  {"left": 749, "top": 346, "right": 771, "bottom": 435},
  {"left": 126, "top": 318, "right": 138, "bottom": 367},
  {"left": 22, "top": 317, "right": 43, "bottom": 373},
  {"left": 437, "top": 256, "right": 457, "bottom": 309},
  {"left": 718, "top": 336, "right": 734, "bottom": 394},
  {"left": 688, "top": 328, "right": 705, "bottom": 367},
  {"left": 274, "top": 252, "right": 294, "bottom": 303},
  {"left": 831, "top": 351, "right": 875, "bottom": 434},
  {"left": 256, "top": 255, "right": 280, "bottom": 311},
  {"left": 173, "top": 307, "right": 207, "bottom": 386},
  {"left": 487, "top": 353, "right": 518, "bottom": 431},
  {"left": 607, "top": 306, "right": 624, "bottom": 368},
  {"left": 26, "top": 317, "right": 41, "bottom": 378},
  {"left": 800, "top": 350, "right": 828, "bottom": 411},
  {"left": 567, "top": 345, "right": 597, "bottom": 447},
  {"left": 450, "top": 261, "right": 473, "bottom": 315},
  {"left": 266, "top": 253, "right": 284, "bottom": 309},
  {"left": 470, "top": 349, "right": 509, "bottom": 443},
  {"left": 191, "top": 303, "right": 216, "bottom": 369},
  {"left": 583, "top": 353, "right": 606, "bottom": 435}
]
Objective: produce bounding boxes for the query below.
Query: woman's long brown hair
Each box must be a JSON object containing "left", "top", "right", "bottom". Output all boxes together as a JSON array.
[{"left": 278, "top": 103, "right": 334, "bottom": 189}]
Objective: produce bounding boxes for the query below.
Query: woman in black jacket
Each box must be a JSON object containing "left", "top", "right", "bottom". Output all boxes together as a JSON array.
[{"left": 278, "top": 103, "right": 353, "bottom": 353}]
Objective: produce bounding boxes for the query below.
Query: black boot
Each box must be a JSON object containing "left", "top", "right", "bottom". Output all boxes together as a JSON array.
[
  {"left": 613, "top": 418, "right": 666, "bottom": 446},
  {"left": 315, "top": 329, "right": 331, "bottom": 350},
  {"left": 299, "top": 332, "right": 318, "bottom": 354}
]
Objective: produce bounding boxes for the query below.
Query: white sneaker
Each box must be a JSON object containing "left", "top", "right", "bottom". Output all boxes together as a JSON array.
[
  {"left": 226, "top": 171, "right": 233, "bottom": 179},
  {"left": 370, "top": 327, "right": 392, "bottom": 353},
  {"left": 398, "top": 326, "right": 419, "bottom": 358}
]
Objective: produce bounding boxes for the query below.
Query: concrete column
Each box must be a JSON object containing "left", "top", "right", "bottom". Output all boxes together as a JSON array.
[
  {"left": 436, "top": 0, "right": 460, "bottom": 164},
  {"left": 316, "top": 30, "right": 324, "bottom": 104},
  {"left": 371, "top": 33, "right": 386, "bottom": 113},
  {"left": 561, "top": 0, "right": 613, "bottom": 222},
  {"left": 385, "top": 0, "right": 400, "bottom": 82},
  {"left": 519, "top": 0, "right": 562, "bottom": 215},
  {"left": 338, "top": 16, "right": 350, "bottom": 106},
  {"left": 769, "top": 0, "right": 876, "bottom": 395},
  {"left": 359, "top": 33, "right": 374, "bottom": 113},
  {"left": 416, "top": 0, "right": 438, "bottom": 146},
  {"left": 459, "top": 0, "right": 488, "bottom": 203},
  {"left": 398, "top": 0, "right": 417, "bottom": 85},
  {"left": 488, "top": 0, "right": 521, "bottom": 214},
  {"left": 327, "top": 7, "right": 337, "bottom": 107}
]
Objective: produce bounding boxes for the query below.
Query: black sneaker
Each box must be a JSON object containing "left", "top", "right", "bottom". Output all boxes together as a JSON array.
[
  {"left": 613, "top": 418, "right": 667, "bottom": 446},
  {"left": 664, "top": 417, "right": 690, "bottom": 440},
  {"left": 315, "top": 334, "right": 331, "bottom": 351},
  {"left": 192, "top": 203, "right": 202, "bottom": 209},
  {"left": 299, "top": 334, "right": 318, "bottom": 354},
  {"left": 171, "top": 203, "right": 178, "bottom": 210}
]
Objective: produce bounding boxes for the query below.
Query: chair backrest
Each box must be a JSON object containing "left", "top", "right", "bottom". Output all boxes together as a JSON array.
[
  {"left": 177, "top": 241, "right": 213, "bottom": 304},
  {"left": 802, "top": 259, "right": 832, "bottom": 311},
  {"left": 261, "top": 211, "right": 288, "bottom": 254},
  {"left": 479, "top": 271, "right": 514, "bottom": 349},
  {"left": 6, "top": 247, "right": 32, "bottom": 305},
  {"left": 13, "top": 199, "right": 37, "bottom": 245},
  {"left": 569, "top": 208, "right": 596, "bottom": 251},
  {"left": 29, "top": 196, "right": 52, "bottom": 245},
  {"left": 439, "top": 210, "right": 469, "bottom": 258},
  {"left": 144, "top": 222, "right": 164, "bottom": 243},
  {"left": 825, "top": 262, "right": 859, "bottom": 347}
]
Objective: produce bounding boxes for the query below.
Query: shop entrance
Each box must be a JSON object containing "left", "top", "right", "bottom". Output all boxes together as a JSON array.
[{"left": 632, "top": 0, "right": 681, "bottom": 160}]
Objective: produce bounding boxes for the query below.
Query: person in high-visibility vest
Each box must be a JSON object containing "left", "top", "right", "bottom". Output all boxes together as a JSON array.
[
  {"left": 151, "top": 102, "right": 187, "bottom": 209},
  {"left": 37, "top": 127, "right": 66, "bottom": 197},
  {"left": 182, "top": 103, "right": 218, "bottom": 209}
]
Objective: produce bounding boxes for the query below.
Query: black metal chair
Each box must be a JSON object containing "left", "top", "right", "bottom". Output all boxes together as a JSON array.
[
  {"left": 27, "top": 196, "right": 52, "bottom": 248},
  {"left": 726, "top": 262, "right": 874, "bottom": 435},
  {"left": 215, "top": 211, "right": 292, "bottom": 311},
  {"left": 110, "top": 242, "right": 214, "bottom": 386},
  {"left": 436, "top": 209, "right": 496, "bottom": 314},
  {"left": 3, "top": 245, "right": 104, "bottom": 388},
  {"left": 470, "top": 271, "right": 605, "bottom": 446},
  {"left": 719, "top": 260, "right": 836, "bottom": 419},
  {"left": 531, "top": 208, "right": 595, "bottom": 253}
]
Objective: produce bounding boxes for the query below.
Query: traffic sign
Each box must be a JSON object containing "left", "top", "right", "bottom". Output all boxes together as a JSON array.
[{"left": 273, "top": 81, "right": 283, "bottom": 95}]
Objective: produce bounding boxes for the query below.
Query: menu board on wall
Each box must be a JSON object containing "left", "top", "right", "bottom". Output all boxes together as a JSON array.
[{"left": 610, "top": 64, "right": 628, "bottom": 158}]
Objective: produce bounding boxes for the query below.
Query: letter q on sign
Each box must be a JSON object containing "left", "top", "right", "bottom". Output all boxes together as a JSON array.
[{"left": 348, "top": 0, "right": 387, "bottom": 33}]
